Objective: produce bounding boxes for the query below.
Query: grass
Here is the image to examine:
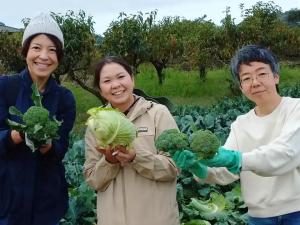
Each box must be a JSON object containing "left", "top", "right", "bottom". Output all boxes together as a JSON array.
[
  {"left": 63, "top": 64, "right": 300, "bottom": 132},
  {"left": 278, "top": 66, "right": 300, "bottom": 86},
  {"left": 135, "top": 64, "right": 233, "bottom": 106}
]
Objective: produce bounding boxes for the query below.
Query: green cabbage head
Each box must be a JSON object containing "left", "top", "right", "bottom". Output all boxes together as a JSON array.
[{"left": 86, "top": 107, "right": 136, "bottom": 148}]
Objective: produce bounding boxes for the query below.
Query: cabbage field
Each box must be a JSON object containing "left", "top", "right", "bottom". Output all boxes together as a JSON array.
[{"left": 60, "top": 83, "right": 300, "bottom": 225}]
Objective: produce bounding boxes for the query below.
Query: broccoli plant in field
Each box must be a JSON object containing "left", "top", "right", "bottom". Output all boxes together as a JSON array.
[{"left": 7, "top": 83, "right": 62, "bottom": 151}]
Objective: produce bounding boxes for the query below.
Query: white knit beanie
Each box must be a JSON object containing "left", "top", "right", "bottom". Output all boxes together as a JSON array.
[{"left": 22, "top": 12, "right": 64, "bottom": 47}]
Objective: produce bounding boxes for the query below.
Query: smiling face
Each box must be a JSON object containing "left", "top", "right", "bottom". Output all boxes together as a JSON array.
[
  {"left": 98, "top": 62, "right": 135, "bottom": 112},
  {"left": 26, "top": 34, "right": 58, "bottom": 83},
  {"left": 239, "top": 61, "right": 279, "bottom": 105}
]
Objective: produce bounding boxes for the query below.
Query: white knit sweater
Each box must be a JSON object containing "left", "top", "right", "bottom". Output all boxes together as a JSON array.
[{"left": 205, "top": 97, "right": 300, "bottom": 217}]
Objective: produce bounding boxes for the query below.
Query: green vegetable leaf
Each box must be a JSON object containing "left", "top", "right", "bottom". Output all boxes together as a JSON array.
[
  {"left": 31, "top": 83, "right": 43, "bottom": 107},
  {"left": 8, "top": 106, "right": 24, "bottom": 118},
  {"left": 33, "top": 124, "right": 43, "bottom": 133},
  {"left": 6, "top": 119, "right": 26, "bottom": 131}
]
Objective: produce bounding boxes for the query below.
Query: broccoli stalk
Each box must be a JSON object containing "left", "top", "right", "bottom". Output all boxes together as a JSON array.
[{"left": 7, "top": 83, "right": 62, "bottom": 151}]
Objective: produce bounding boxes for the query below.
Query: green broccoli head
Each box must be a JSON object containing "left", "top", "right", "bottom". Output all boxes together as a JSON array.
[
  {"left": 43, "top": 120, "right": 60, "bottom": 138},
  {"left": 23, "top": 106, "right": 49, "bottom": 127},
  {"left": 27, "top": 120, "right": 60, "bottom": 140},
  {"left": 6, "top": 83, "right": 62, "bottom": 151},
  {"left": 155, "top": 129, "right": 189, "bottom": 154},
  {"left": 190, "top": 130, "right": 220, "bottom": 160}
]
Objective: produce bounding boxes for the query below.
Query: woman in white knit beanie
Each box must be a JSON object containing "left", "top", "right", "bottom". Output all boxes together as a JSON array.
[{"left": 0, "top": 12, "right": 76, "bottom": 225}]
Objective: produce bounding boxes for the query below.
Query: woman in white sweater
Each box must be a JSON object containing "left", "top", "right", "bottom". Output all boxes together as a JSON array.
[{"left": 176, "top": 45, "right": 300, "bottom": 225}]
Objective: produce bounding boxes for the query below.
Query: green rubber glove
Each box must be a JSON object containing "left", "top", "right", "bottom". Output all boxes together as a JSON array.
[
  {"left": 200, "top": 147, "right": 242, "bottom": 174},
  {"left": 172, "top": 150, "right": 208, "bottom": 179}
]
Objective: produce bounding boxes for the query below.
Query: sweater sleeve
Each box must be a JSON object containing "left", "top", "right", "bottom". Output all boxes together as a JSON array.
[
  {"left": 131, "top": 105, "right": 178, "bottom": 181},
  {"left": 242, "top": 101, "right": 300, "bottom": 176},
  {"left": 83, "top": 128, "right": 120, "bottom": 192}
]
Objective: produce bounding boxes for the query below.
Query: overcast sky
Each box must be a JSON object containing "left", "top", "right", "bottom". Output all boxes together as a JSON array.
[{"left": 1, "top": 0, "right": 299, "bottom": 35}]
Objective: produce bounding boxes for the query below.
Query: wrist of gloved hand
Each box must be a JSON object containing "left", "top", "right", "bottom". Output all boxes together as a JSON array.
[
  {"left": 172, "top": 149, "right": 208, "bottom": 179},
  {"left": 172, "top": 149, "right": 195, "bottom": 169},
  {"left": 201, "top": 147, "right": 242, "bottom": 174},
  {"left": 188, "top": 162, "right": 208, "bottom": 179}
]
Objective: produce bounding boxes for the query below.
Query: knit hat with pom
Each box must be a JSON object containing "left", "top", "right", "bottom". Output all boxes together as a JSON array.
[{"left": 22, "top": 12, "right": 64, "bottom": 47}]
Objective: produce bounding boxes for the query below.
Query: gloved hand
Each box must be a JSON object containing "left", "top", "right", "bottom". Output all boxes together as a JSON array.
[
  {"left": 200, "top": 147, "right": 242, "bottom": 174},
  {"left": 172, "top": 150, "right": 208, "bottom": 179}
]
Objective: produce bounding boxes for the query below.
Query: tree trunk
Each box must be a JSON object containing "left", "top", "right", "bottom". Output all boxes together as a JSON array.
[
  {"left": 152, "top": 61, "right": 165, "bottom": 85},
  {"left": 67, "top": 70, "right": 106, "bottom": 104},
  {"left": 199, "top": 65, "right": 206, "bottom": 82}
]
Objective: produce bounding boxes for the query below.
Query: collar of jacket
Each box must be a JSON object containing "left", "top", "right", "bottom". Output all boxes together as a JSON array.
[
  {"left": 126, "top": 96, "right": 154, "bottom": 122},
  {"left": 105, "top": 95, "right": 155, "bottom": 122},
  {"left": 20, "top": 67, "right": 57, "bottom": 95}
]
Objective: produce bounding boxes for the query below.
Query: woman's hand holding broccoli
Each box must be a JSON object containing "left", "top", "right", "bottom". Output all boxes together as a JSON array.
[
  {"left": 10, "top": 130, "right": 24, "bottom": 145},
  {"left": 201, "top": 147, "right": 242, "bottom": 174},
  {"left": 39, "top": 143, "right": 53, "bottom": 154},
  {"left": 7, "top": 83, "right": 61, "bottom": 152},
  {"left": 173, "top": 150, "right": 208, "bottom": 179},
  {"left": 155, "top": 129, "right": 243, "bottom": 177}
]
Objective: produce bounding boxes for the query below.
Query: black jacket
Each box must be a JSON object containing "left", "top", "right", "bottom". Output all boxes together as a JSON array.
[{"left": 0, "top": 68, "right": 76, "bottom": 225}]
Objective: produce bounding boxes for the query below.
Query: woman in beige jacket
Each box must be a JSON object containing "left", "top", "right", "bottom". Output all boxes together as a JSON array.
[{"left": 83, "top": 56, "right": 180, "bottom": 225}]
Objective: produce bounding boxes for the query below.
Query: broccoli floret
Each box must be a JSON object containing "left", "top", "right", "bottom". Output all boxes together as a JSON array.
[
  {"left": 190, "top": 130, "right": 220, "bottom": 160},
  {"left": 26, "top": 116, "right": 60, "bottom": 145},
  {"left": 155, "top": 129, "right": 189, "bottom": 154},
  {"left": 8, "top": 105, "right": 61, "bottom": 150},
  {"left": 6, "top": 83, "right": 62, "bottom": 151},
  {"left": 43, "top": 119, "right": 60, "bottom": 138},
  {"left": 23, "top": 106, "right": 49, "bottom": 126}
]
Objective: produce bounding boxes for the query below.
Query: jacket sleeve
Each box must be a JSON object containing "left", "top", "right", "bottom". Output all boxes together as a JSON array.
[
  {"left": 83, "top": 128, "right": 120, "bottom": 192},
  {"left": 241, "top": 102, "right": 300, "bottom": 176},
  {"left": 131, "top": 105, "right": 178, "bottom": 181},
  {"left": 42, "top": 89, "right": 76, "bottom": 161}
]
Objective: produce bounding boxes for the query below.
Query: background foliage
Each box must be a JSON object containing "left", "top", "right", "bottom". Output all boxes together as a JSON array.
[{"left": 0, "top": 1, "right": 300, "bottom": 224}]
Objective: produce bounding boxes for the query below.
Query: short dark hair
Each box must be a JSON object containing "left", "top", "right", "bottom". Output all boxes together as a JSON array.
[
  {"left": 21, "top": 33, "right": 64, "bottom": 63},
  {"left": 231, "top": 45, "right": 279, "bottom": 83},
  {"left": 94, "top": 56, "right": 133, "bottom": 91}
]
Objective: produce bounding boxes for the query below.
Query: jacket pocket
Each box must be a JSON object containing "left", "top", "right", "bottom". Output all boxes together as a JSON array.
[{"left": 134, "top": 128, "right": 156, "bottom": 153}]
